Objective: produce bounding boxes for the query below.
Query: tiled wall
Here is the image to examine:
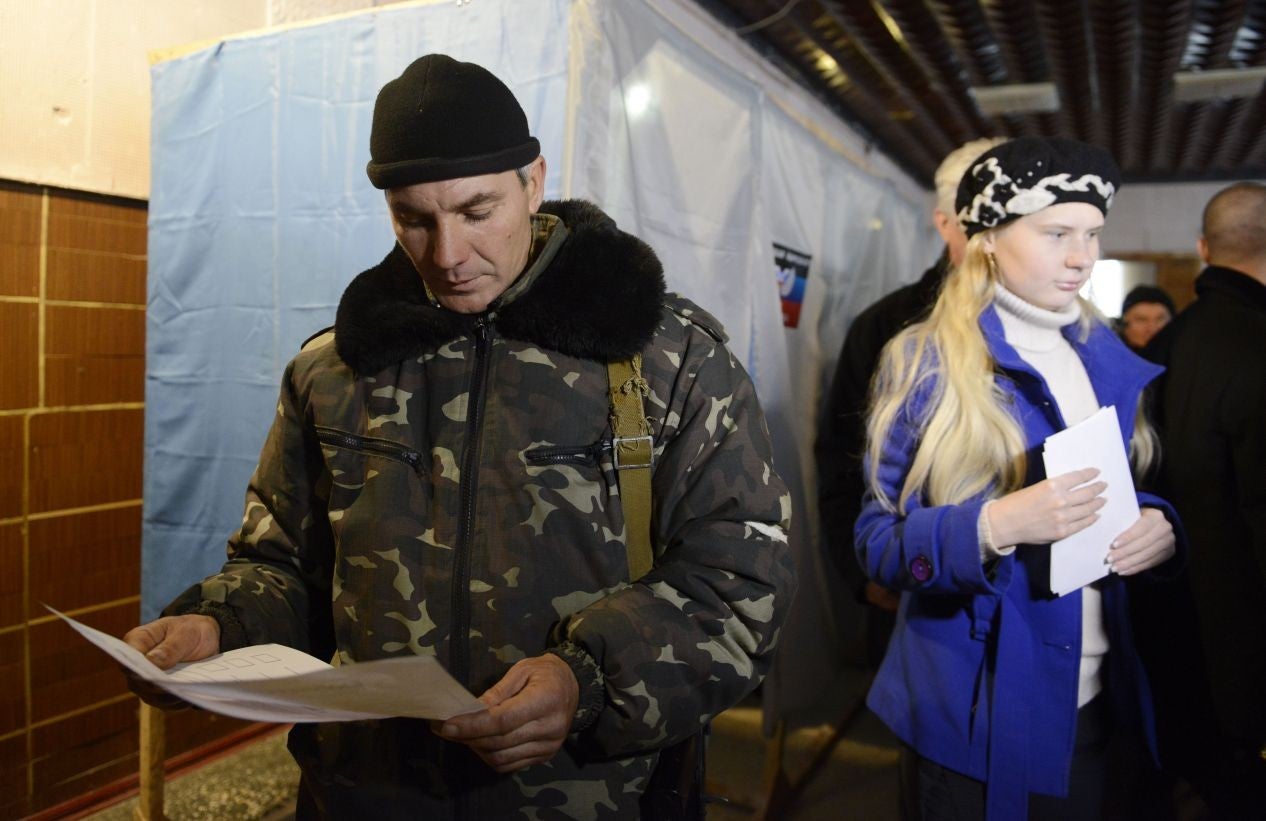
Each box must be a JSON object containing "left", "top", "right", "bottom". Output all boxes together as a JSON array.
[{"left": 0, "top": 182, "right": 250, "bottom": 817}]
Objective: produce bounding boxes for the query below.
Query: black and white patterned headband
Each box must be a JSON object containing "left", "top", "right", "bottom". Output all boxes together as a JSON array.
[{"left": 955, "top": 137, "right": 1122, "bottom": 238}]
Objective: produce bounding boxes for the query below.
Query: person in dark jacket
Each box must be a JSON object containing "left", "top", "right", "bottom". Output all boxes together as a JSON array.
[
  {"left": 816, "top": 137, "right": 1003, "bottom": 667},
  {"left": 1141, "top": 181, "right": 1266, "bottom": 818},
  {"left": 120, "top": 55, "right": 795, "bottom": 819}
]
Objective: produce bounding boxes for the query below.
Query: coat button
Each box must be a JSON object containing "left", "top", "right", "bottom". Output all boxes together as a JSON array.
[{"left": 909, "top": 556, "right": 932, "bottom": 582}]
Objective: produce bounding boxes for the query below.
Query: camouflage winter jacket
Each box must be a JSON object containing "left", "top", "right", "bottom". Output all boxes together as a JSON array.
[{"left": 169, "top": 200, "right": 795, "bottom": 819}]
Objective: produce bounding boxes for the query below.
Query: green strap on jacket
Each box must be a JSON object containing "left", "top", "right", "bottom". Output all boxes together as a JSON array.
[
  {"left": 607, "top": 354, "right": 654, "bottom": 582},
  {"left": 611, "top": 354, "right": 710, "bottom": 819}
]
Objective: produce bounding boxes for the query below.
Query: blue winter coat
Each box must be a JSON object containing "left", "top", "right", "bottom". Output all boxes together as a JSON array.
[{"left": 855, "top": 305, "right": 1178, "bottom": 820}]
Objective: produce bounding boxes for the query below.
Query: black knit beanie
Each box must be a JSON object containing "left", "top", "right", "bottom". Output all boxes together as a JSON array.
[
  {"left": 1121, "top": 285, "right": 1176, "bottom": 316},
  {"left": 366, "top": 54, "right": 540, "bottom": 189},
  {"left": 955, "top": 137, "right": 1122, "bottom": 237}
]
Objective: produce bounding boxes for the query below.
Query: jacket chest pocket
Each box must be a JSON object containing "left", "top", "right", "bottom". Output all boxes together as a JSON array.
[
  {"left": 514, "top": 437, "right": 624, "bottom": 581},
  {"left": 316, "top": 427, "right": 423, "bottom": 470},
  {"left": 521, "top": 437, "right": 618, "bottom": 502},
  {"left": 315, "top": 426, "right": 423, "bottom": 523},
  {"left": 523, "top": 438, "right": 612, "bottom": 468}
]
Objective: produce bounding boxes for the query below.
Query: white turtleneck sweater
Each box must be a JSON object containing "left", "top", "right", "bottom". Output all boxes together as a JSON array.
[{"left": 987, "top": 284, "right": 1108, "bottom": 708}]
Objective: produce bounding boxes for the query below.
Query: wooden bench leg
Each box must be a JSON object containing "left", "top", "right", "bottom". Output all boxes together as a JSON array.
[
  {"left": 757, "top": 719, "right": 790, "bottom": 819},
  {"left": 133, "top": 703, "right": 166, "bottom": 821},
  {"left": 759, "top": 688, "right": 872, "bottom": 819}
]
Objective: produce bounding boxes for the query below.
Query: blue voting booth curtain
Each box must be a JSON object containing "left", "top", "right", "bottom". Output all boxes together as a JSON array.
[
  {"left": 142, "top": 0, "right": 572, "bottom": 620},
  {"left": 143, "top": 3, "right": 939, "bottom": 740}
]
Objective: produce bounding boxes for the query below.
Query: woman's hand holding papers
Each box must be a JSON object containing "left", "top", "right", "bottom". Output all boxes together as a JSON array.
[
  {"left": 987, "top": 467, "right": 1107, "bottom": 549},
  {"left": 1107, "top": 507, "right": 1176, "bottom": 575}
]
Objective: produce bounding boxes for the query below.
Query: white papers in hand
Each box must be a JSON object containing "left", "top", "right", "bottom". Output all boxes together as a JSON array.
[
  {"left": 50, "top": 607, "right": 483, "bottom": 723},
  {"left": 1041, "top": 405, "right": 1140, "bottom": 596}
]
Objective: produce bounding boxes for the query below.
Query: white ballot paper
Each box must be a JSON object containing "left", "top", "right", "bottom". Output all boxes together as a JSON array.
[
  {"left": 51, "top": 607, "right": 483, "bottom": 723},
  {"left": 1041, "top": 405, "right": 1141, "bottom": 596}
]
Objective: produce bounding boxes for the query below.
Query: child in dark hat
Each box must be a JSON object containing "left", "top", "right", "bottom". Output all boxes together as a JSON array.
[
  {"left": 856, "top": 137, "right": 1181, "bottom": 821},
  {"left": 1118, "top": 285, "right": 1176, "bottom": 351}
]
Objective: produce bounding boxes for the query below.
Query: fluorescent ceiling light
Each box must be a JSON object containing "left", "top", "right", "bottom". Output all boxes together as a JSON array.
[
  {"left": 969, "top": 82, "right": 1060, "bottom": 114},
  {"left": 1172, "top": 66, "right": 1266, "bottom": 102}
]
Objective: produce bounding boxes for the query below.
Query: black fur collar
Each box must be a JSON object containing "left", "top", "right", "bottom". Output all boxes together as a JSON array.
[{"left": 334, "top": 199, "right": 666, "bottom": 376}]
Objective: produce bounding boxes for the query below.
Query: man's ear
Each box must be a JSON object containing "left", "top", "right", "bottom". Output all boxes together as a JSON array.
[
  {"left": 1196, "top": 236, "right": 1210, "bottom": 264},
  {"left": 526, "top": 156, "right": 546, "bottom": 213}
]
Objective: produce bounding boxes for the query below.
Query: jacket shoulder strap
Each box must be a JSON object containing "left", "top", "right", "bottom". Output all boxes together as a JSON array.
[{"left": 606, "top": 354, "right": 654, "bottom": 581}]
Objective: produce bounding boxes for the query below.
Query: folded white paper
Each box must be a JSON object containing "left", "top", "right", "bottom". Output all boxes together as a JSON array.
[
  {"left": 1041, "top": 405, "right": 1140, "bottom": 596},
  {"left": 51, "top": 607, "right": 483, "bottom": 723}
]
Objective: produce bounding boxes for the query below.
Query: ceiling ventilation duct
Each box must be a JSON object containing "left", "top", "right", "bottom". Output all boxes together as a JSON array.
[
  {"left": 969, "top": 82, "right": 1061, "bottom": 114},
  {"left": 1172, "top": 66, "right": 1266, "bottom": 102}
]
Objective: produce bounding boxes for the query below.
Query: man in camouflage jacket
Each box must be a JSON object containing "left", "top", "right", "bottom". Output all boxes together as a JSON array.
[{"left": 125, "top": 55, "right": 795, "bottom": 819}]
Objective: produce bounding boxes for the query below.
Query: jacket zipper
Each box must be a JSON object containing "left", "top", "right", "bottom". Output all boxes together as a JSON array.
[
  {"left": 451, "top": 316, "right": 492, "bottom": 690},
  {"left": 313, "top": 427, "right": 422, "bottom": 472},
  {"left": 452, "top": 317, "right": 493, "bottom": 821},
  {"left": 524, "top": 440, "right": 611, "bottom": 466}
]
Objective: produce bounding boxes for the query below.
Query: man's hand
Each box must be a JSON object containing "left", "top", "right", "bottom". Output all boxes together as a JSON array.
[
  {"left": 121, "top": 615, "right": 221, "bottom": 709},
  {"left": 1108, "top": 507, "right": 1176, "bottom": 575},
  {"left": 435, "top": 653, "right": 579, "bottom": 774}
]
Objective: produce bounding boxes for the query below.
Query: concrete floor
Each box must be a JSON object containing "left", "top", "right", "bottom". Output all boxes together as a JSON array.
[
  {"left": 87, "top": 730, "right": 300, "bottom": 821},
  {"left": 708, "top": 700, "right": 902, "bottom": 820},
  {"left": 85, "top": 694, "right": 904, "bottom": 820},
  {"left": 83, "top": 658, "right": 1211, "bottom": 821},
  {"left": 82, "top": 706, "right": 1216, "bottom": 820}
]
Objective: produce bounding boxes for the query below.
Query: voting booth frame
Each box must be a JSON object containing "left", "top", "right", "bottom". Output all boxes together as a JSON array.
[
  {"left": 136, "top": 0, "right": 940, "bottom": 815},
  {"left": 137, "top": 704, "right": 164, "bottom": 820}
]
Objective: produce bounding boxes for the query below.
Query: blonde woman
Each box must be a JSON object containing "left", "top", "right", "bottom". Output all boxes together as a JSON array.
[{"left": 856, "top": 138, "right": 1179, "bottom": 821}]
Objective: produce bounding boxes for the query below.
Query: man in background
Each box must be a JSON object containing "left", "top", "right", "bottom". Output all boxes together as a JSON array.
[
  {"left": 1142, "top": 181, "right": 1266, "bottom": 818},
  {"left": 816, "top": 137, "right": 1004, "bottom": 667}
]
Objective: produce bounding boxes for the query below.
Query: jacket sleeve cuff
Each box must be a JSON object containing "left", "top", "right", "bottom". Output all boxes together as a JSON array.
[
  {"left": 166, "top": 599, "right": 249, "bottom": 652},
  {"left": 547, "top": 641, "right": 606, "bottom": 734},
  {"left": 977, "top": 499, "right": 1016, "bottom": 561}
]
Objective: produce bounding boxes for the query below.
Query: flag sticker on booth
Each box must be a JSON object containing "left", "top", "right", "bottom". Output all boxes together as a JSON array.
[{"left": 774, "top": 243, "right": 812, "bottom": 328}]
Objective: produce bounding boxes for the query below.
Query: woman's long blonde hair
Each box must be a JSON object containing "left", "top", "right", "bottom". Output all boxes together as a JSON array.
[{"left": 865, "top": 233, "right": 1158, "bottom": 512}]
